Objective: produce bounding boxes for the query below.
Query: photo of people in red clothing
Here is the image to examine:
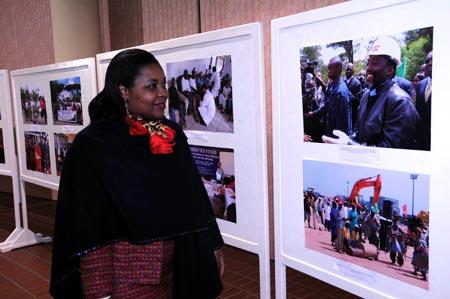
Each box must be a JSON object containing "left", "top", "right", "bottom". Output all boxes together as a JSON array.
[
  {"left": 24, "top": 131, "right": 51, "bottom": 174},
  {"left": 50, "top": 76, "right": 82, "bottom": 125},
  {"left": 20, "top": 84, "right": 48, "bottom": 125},
  {"left": 166, "top": 55, "right": 233, "bottom": 133},
  {"left": 54, "top": 133, "right": 76, "bottom": 176},
  {"left": 190, "top": 145, "right": 236, "bottom": 223},
  {"left": 301, "top": 27, "right": 432, "bottom": 151}
]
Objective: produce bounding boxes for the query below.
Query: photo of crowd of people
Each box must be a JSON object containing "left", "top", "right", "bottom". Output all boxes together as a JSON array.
[
  {"left": 54, "top": 133, "right": 76, "bottom": 176},
  {"left": 301, "top": 27, "right": 433, "bottom": 151},
  {"left": 20, "top": 84, "right": 48, "bottom": 125},
  {"left": 24, "top": 131, "right": 51, "bottom": 174},
  {"left": 303, "top": 159, "right": 429, "bottom": 289},
  {"left": 50, "top": 76, "right": 82, "bottom": 125},
  {"left": 166, "top": 55, "right": 233, "bottom": 133},
  {"left": 0, "top": 129, "right": 5, "bottom": 164},
  {"left": 190, "top": 145, "right": 236, "bottom": 223}
]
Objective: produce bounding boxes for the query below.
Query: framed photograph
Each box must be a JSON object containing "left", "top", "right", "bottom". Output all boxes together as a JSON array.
[
  {"left": 20, "top": 82, "right": 48, "bottom": 125},
  {"left": 24, "top": 131, "right": 51, "bottom": 174},
  {"left": 166, "top": 55, "right": 233, "bottom": 133},
  {"left": 272, "top": 1, "right": 450, "bottom": 298},
  {"left": 10, "top": 58, "right": 97, "bottom": 190},
  {"left": 54, "top": 133, "right": 76, "bottom": 176},
  {"left": 50, "top": 76, "right": 83, "bottom": 125},
  {"left": 190, "top": 145, "right": 236, "bottom": 223},
  {"left": 300, "top": 27, "right": 432, "bottom": 151},
  {"left": 303, "top": 160, "right": 429, "bottom": 289},
  {"left": 96, "top": 22, "right": 268, "bottom": 254}
]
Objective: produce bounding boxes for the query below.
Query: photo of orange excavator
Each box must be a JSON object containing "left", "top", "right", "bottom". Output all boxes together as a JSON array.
[{"left": 348, "top": 175, "right": 382, "bottom": 208}]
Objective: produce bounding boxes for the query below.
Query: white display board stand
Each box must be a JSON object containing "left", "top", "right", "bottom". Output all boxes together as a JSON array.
[
  {"left": 3, "top": 58, "right": 97, "bottom": 251},
  {"left": 0, "top": 70, "right": 28, "bottom": 252},
  {"left": 97, "top": 23, "right": 270, "bottom": 297},
  {"left": 272, "top": 0, "right": 450, "bottom": 298}
]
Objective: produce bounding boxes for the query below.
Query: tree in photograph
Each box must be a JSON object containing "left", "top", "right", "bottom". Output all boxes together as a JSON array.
[
  {"left": 300, "top": 45, "right": 321, "bottom": 63},
  {"left": 402, "top": 27, "right": 433, "bottom": 81},
  {"left": 327, "top": 40, "right": 353, "bottom": 63}
]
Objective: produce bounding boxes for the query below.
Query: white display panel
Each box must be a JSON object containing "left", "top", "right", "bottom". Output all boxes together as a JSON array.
[
  {"left": 0, "top": 70, "right": 17, "bottom": 175},
  {"left": 97, "top": 22, "right": 268, "bottom": 253},
  {"left": 10, "top": 58, "right": 97, "bottom": 190},
  {"left": 272, "top": 0, "right": 450, "bottom": 298}
]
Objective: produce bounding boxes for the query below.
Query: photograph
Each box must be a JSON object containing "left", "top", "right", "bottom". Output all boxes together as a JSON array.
[
  {"left": 190, "top": 145, "right": 236, "bottom": 223},
  {"left": 54, "top": 133, "right": 76, "bottom": 176},
  {"left": 166, "top": 55, "right": 233, "bottom": 133},
  {"left": 20, "top": 83, "right": 48, "bottom": 125},
  {"left": 301, "top": 27, "right": 433, "bottom": 151},
  {"left": 0, "top": 129, "right": 5, "bottom": 164},
  {"left": 303, "top": 159, "right": 429, "bottom": 289},
  {"left": 50, "top": 76, "right": 83, "bottom": 125},
  {"left": 24, "top": 131, "right": 51, "bottom": 174}
]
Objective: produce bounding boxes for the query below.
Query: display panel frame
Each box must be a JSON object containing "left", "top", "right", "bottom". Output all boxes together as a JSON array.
[
  {"left": 0, "top": 70, "right": 17, "bottom": 174},
  {"left": 10, "top": 58, "right": 97, "bottom": 190},
  {"left": 272, "top": 0, "right": 450, "bottom": 298}
]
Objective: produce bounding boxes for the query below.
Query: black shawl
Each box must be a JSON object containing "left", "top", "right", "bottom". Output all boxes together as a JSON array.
[{"left": 50, "top": 119, "right": 223, "bottom": 298}]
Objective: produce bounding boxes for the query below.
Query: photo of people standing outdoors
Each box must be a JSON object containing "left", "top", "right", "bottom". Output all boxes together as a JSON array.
[
  {"left": 54, "top": 133, "right": 76, "bottom": 176},
  {"left": 166, "top": 55, "right": 233, "bottom": 133},
  {"left": 301, "top": 27, "right": 433, "bottom": 151},
  {"left": 303, "top": 159, "right": 430, "bottom": 289},
  {"left": 50, "top": 76, "right": 83, "bottom": 125},
  {"left": 20, "top": 84, "right": 48, "bottom": 125},
  {"left": 0, "top": 129, "right": 5, "bottom": 164},
  {"left": 190, "top": 145, "right": 236, "bottom": 223},
  {"left": 24, "top": 131, "right": 51, "bottom": 174}
]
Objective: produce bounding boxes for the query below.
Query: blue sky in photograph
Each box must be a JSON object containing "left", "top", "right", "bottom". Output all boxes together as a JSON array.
[
  {"left": 303, "top": 160, "right": 429, "bottom": 213},
  {"left": 52, "top": 76, "right": 80, "bottom": 86}
]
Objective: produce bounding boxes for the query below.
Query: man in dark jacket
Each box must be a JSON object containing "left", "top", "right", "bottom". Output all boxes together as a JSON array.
[
  {"left": 323, "top": 36, "right": 419, "bottom": 149},
  {"left": 345, "top": 63, "right": 363, "bottom": 129},
  {"left": 309, "top": 57, "right": 352, "bottom": 137}
]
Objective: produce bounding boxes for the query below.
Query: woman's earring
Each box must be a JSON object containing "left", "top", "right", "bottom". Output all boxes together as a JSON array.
[{"left": 124, "top": 98, "right": 131, "bottom": 117}]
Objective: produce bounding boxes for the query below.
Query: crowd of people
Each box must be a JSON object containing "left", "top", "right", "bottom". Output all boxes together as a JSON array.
[
  {"left": 25, "top": 132, "right": 50, "bottom": 174},
  {"left": 21, "top": 90, "right": 48, "bottom": 125},
  {"left": 303, "top": 190, "right": 429, "bottom": 280},
  {"left": 303, "top": 36, "right": 432, "bottom": 151},
  {"left": 168, "top": 66, "right": 233, "bottom": 128},
  {"left": 54, "top": 90, "right": 83, "bottom": 124}
]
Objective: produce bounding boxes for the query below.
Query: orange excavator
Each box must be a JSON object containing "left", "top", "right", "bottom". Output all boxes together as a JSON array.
[{"left": 348, "top": 175, "right": 382, "bottom": 208}]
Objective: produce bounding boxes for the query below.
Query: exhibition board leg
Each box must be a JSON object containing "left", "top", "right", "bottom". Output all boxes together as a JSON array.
[
  {"left": 259, "top": 250, "right": 271, "bottom": 299},
  {"left": 0, "top": 178, "right": 51, "bottom": 253},
  {"left": 275, "top": 261, "right": 287, "bottom": 299}
]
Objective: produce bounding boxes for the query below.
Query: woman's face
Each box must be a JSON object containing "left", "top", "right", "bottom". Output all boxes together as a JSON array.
[{"left": 121, "top": 64, "right": 168, "bottom": 120}]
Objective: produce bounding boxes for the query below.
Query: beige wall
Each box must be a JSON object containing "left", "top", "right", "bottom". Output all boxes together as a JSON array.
[
  {"left": 50, "top": 0, "right": 102, "bottom": 62},
  {"left": 0, "top": 0, "right": 54, "bottom": 70},
  {"left": 142, "top": 0, "right": 199, "bottom": 44},
  {"left": 108, "top": 0, "right": 143, "bottom": 50}
]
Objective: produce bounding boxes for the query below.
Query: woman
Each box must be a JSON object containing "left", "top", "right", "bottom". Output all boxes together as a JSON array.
[{"left": 50, "top": 49, "right": 224, "bottom": 298}]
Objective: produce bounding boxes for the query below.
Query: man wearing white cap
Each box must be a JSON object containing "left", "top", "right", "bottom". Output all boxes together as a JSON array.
[{"left": 323, "top": 36, "right": 419, "bottom": 149}]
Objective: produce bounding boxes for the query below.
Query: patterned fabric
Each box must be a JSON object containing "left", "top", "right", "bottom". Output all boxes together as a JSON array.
[
  {"left": 80, "top": 245, "right": 113, "bottom": 299},
  {"left": 80, "top": 240, "right": 174, "bottom": 299}
]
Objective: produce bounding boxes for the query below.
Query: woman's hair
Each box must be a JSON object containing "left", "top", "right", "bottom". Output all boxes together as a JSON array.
[{"left": 89, "top": 49, "right": 160, "bottom": 121}]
